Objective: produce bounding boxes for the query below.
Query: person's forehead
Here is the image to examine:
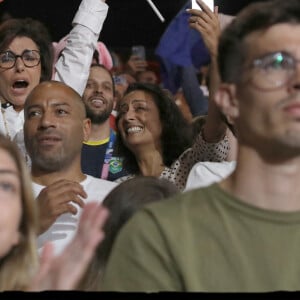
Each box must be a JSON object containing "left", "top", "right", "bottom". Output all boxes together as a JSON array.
[
  {"left": 89, "top": 66, "right": 112, "bottom": 83},
  {"left": 243, "top": 23, "right": 300, "bottom": 59},
  {"left": 27, "top": 84, "right": 78, "bottom": 107},
  {"left": 7, "top": 36, "right": 39, "bottom": 51},
  {"left": 122, "top": 90, "right": 154, "bottom": 104}
]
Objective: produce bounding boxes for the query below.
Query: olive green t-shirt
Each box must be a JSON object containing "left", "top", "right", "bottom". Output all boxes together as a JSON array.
[{"left": 102, "top": 183, "right": 300, "bottom": 292}]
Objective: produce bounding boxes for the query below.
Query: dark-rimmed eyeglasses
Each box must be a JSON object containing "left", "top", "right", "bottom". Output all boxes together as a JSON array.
[
  {"left": 249, "top": 51, "right": 300, "bottom": 90},
  {"left": 0, "top": 50, "right": 41, "bottom": 69}
]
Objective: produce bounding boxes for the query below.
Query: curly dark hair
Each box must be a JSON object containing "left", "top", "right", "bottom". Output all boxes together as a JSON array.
[
  {"left": 115, "top": 82, "right": 193, "bottom": 174},
  {"left": 0, "top": 18, "right": 53, "bottom": 82}
]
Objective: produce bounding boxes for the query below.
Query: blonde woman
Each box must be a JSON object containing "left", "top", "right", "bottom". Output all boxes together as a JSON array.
[
  {"left": 0, "top": 132, "right": 38, "bottom": 290},
  {"left": 0, "top": 133, "right": 108, "bottom": 290}
]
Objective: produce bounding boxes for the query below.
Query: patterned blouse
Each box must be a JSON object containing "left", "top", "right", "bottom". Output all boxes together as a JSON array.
[{"left": 115, "top": 132, "right": 230, "bottom": 191}]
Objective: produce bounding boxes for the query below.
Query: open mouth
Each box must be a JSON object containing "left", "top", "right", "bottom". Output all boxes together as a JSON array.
[
  {"left": 91, "top": 98, "right": 105, "bottom": 107},
  {"left": 12, "top": 80, "right": 29, "bottom": 89}
]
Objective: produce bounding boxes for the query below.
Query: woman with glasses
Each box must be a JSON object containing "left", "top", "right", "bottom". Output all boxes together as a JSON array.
[
  {"left": 0, "top": 0, "right": 108, "bottom": 161},
  {"left": 0, "top": 18, "right": 52, "bottom": 140}
]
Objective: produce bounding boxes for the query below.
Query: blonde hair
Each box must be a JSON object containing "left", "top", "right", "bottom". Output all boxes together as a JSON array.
[{"left": 0, "top": 134, "right": 38, "bottom": 290}]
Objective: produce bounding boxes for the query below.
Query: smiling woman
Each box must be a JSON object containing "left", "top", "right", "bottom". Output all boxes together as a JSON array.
[{"left": 114, "top": 82, "right": 229, "bottom": 191}]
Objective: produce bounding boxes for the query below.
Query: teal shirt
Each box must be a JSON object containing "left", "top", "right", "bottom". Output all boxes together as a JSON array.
[{"left": 102, "top": 184, "right": 300, "bottom": 292}]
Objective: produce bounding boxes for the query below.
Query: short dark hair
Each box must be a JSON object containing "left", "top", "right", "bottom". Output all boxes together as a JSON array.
[
  {"left": 218, "top": 0, "right": 300, "bottom": 83},
  {"left": 115, "top": 82, "right": 193, "bottom": 173},
  {"left": 0, "top": 18, "right": 53, "bottom": 82}
]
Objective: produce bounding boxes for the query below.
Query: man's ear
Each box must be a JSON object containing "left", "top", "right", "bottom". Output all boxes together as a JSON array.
[
  {"left": 214, "top": 83, "right": 240, "bottom": 122},
  {"left": 83, "top": 118, "right": 91, "bottom": 142}
]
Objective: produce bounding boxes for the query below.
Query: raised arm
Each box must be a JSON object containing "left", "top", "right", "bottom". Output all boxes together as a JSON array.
[
  {"left": 180, "top": 65, "right": 209, "bottom": 117},
  {"left": 188, "top": 0, "right": 227, "bottom": 142},
  {"left": 54, "top": 0, "right": 109, "bottom": 96}
]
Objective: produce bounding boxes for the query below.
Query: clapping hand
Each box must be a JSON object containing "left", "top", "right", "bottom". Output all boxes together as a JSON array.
[{"left": 30, "top": 202, "right": 109, "bottom": 290}]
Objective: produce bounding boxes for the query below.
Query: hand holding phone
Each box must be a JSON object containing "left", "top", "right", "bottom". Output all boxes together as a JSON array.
[
  {"left": 191, "top": 0, "right": 214, "bottom": 12},
  {"left": 188, "top": 0, "right": 219, "bottom": 58},
  {"left": 128, "top": 46, "right": 147, "bottom": 73},
  {"left": 131, "top": 45, "right": 146, "bottom": 61}
]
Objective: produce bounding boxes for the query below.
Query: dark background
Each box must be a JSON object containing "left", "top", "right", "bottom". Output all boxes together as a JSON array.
[{"left": 0, "top": 0, "right": 267, "bottom": 50}]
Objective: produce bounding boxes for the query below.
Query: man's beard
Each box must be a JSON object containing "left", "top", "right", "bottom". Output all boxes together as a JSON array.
[
  {"left": 30, "top": 147, "right": 68, "bottom": 173},
  {"left": 85, "top": 104, "right": 112, "bottom": 125}
]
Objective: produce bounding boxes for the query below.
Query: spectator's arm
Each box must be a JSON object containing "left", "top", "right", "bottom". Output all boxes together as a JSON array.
[{"left": 54, "top": 0, "right": 108, "bottom": 96}]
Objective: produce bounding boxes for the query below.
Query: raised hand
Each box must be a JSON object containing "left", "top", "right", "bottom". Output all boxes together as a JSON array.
[
  {"left": 36, "top": 180, "right": 87, "bottom": 234},
  {"left": 126, "top": 55, "right": 148, "bottom": 75},
  {"left": 30, "top": 202, "right": 109, "bottom": 291},
  {"left": 188, "top": 0, "right": 220, "bottom": 58},
  {"left": 187, "top": 0, "right": 228, "bottom": 143}
]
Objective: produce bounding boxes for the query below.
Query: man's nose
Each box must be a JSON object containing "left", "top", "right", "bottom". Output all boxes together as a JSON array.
[{"left": 38, "top": 111, "right": 55, "bottom": 128}]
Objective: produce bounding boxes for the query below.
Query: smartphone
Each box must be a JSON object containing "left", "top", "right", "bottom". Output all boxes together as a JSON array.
[
  {"left": 113, "top": 75, "right": 127, "bottom": 86},
  {"left": 131, "top": 45, "right": 146, "bottom": 60},
  {"left": 191, "top": 0, "right": 214, "bottom": 11}
]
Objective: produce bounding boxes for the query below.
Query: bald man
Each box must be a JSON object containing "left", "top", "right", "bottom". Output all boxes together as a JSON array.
[{"left": 24, "top": 81, "right": 117, "bottom": 255}]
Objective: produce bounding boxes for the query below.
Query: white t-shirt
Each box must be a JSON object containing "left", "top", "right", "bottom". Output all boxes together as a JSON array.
[
  {"left": 184, "top": 161, "right": 236, "bottom": 192},
  {"left": 33, "top": 175, "right": 117, "bottom": 256}
]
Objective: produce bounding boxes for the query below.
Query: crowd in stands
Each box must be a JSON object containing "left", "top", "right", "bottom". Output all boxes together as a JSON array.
[{"left": 0, "top": 0, "right": 300, "bottom": 293}]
